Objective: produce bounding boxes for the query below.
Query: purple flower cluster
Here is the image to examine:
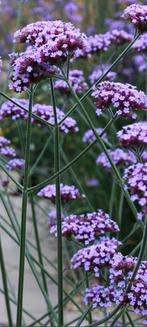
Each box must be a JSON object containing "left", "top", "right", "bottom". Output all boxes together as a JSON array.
[
  {"left": 0, "top": 98, "right": 28, "bottom": 120},
  {"left": 83, "top": 128, "right": 108, "bottom": 144},
  {"left": 48, "top": 209, "right": 65, "bottom": 227},
  {"left": 96, "top": 148, "right": 136, "bottom": 169},
  {"left": 84, "top": 285, "right": 116, "bottom": 309},
  {"left": 92, "top": 81, "right": 147, "bottom": 118},
  {"left": 0, "top": 136, "right": 10, "bottom": 147},
  {"left": 32, "top": 104, "right": 79, "bottom": 134},
  {"left": 108, "top": 29, "right": 133, "bottom": 45},
  {"left": 9, "top": 49, "right": 57, "bottom": 92},
  {"left": 117, "top": 122, "right": 147, "bottom": 147},
  {"left": 71, "top": 237, "right": 121, "bottom": 277},
  {"left": 37, "top": 183, "right": 85, "bottom": 204},
  {"left": 124, "top": 163, "right": 147, "bottom": 208},
  {"left": 133, "top": 55, "right": 147, "bottom": 73},
  {"left": 133, "top": 33, "right": 147, "bottom": 52},
  {"left": 0, "top": 147, "right": 16, "bottom": 158},
  {"left": 64, "top": 1, "right": 83, "bottom": 24},
  {"left": 109, "top": 253, "right": 136, "bottom": 288},
  {"left": 54, "top": 70, "right": 88, "bottom": 95},
  {"left": 6, "top": 159, "right": 25, "bottom": 171},
  {"left": 122, "top": 4, "right": 147, "bottom": 31},
  {"left": 89, "top": 65, "right": 117, "bottom": 84},
  {"left": 50, "top": 209, "right": 119, "bottom": 245}
]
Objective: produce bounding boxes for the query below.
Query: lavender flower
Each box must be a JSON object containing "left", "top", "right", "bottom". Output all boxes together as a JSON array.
[
  {"left": 0, "top": 136, "right": 11, "bottom": 148},
  {"left": 117, "top": 122, "right": 147, "bottom": 147},
  {"left": 6, "top": 158, "right": 25, "bottom": 171},
  {"left": 32, "top": 104, "right": 79, "bottom": 134},
  {"left": 37, "top": 183, "right": 85, "bottom": 204},
  {"left": 71, "top": 237, "right": 121, "bottom": 277},
  {"left": 124, "top": 163, "right": 147, "bottom": 208},
  {"left": 122, "top": 4, "right": 147, "bottom": 31},
  {"left": 92, "top": 81, "right": 147, "bottom": 118},
  {"left": 89, "top": 65, "right": 117, "bottom": 84},
  {"left": 54, "top": 70, "right": 88, "bottom": 95},
  {"left": 133, "top": 33, "right": 147, "bottom": 52},
  {"left": 9, "top": 49, "right": 57, "bottom": 92},
  {"left": 50, "top": 210, "right": 119, "bottom": 245},
  {"left": 83, "top": 128, "right": 108, "bottom": 144},
  {"left": 96, "top": 148, "right": 136, "bottom": 169},
  {"left": 0, "top": 147, "right": 16, "bottom": 158},
  {"left": 0, "top": 98, "right": 28, "bottom": 120}
]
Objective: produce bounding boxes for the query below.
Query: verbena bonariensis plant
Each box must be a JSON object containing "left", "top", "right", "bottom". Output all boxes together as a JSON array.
[{"left": 0, "top": 2, "right": 147, "bottom": 327}]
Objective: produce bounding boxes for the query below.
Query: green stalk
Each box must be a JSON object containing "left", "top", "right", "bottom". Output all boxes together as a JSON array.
[
  {"left": 28, "top": 116, "right": 116, "bottom": 194},
  {"left": 118, "top": 189, "right": 124, "bottom": 230},
  {"left": 29, "top": 136, "right": 51, "bottom": 176},
  {"left": 85, "top": 273, "right": 92, "bottom": 324},
  {"left": 50, "top": 78, "right": 63, "bottom": 326},
  {"left": 125, "top": 312, "right": 135, "bottom": 327},
  {"left": 16, "top": 86, "right": 33, "bottom": 327},
  {"left": 59, "top": 33, "right": 140, "bottom": 125},
  {"left": 0, "top": 161, "right": 23, "bottom": 191},
  {"left": 0, "top": 238, "right": 13, "bottom": 326},
  {"left": 109, "top": 309, "right": 124, "bottom": 327},
  {"left": 109, "top": 178, "right": 116, "bottom": 217}
]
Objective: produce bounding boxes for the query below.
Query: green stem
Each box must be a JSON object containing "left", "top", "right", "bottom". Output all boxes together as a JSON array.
[
  {"left": 50, "top": 78, "right": 63, "bottom": 326},
  {"left": 29, "top": 136, "right": 51, "bottom": 176},
  {"left": 85, "top": 273, "right": 92, "bottom": 324},
  {"left": 125, "top": 311, "right": 135, "bottom": 327},
  {"left": 109, "top": 309, "right": 124, "bottom": 327},
  {"left": 16, "top": 86, "right": 33, "bottom": 327},
  {"left": 28, "top": 116, "right": 116, "bottom": 194},
  {"left": 0, "top": 238, "right": 13, "bottom": 326},
  {"left": 118, "top": 189, "right": 124, "bottom": 230},
  {"left": 109, "top": 178, "right": 116, "bottom": 217},
  {"left": 0, "top": 161, "right": 23, "bottom": 191}
]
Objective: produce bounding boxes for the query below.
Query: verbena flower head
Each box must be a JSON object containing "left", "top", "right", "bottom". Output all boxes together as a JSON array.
[
  {"left": 9, "top": 49, "right": 57, "bottom": 92},
  {"left": 37, "top": 183, "right": 85, "bottom": 204},
  {"left": 117, "top": 121, "right": 147, "bottom": 147},
  {"left": 142, "top": 151, "right": 147, "bottom": 163},
  {"left": 71, "top": 237, "right": 121, "bottom": 277},
  {"left": 0, "top": 136, "right": 11, "bottom": 148},
  {"left": 0, "top": 147, "right": 16, "bottom": 158},
  {"left": 124, "top": 163, "right": 147, "bottom": 209},
  {"left": 84, "top": 285, "right": 116, "bottom": 309},
  {"left": 133, "top": 33, "right": 147, "bottom": 52},
  {"left": 6, "top": 158, "right": 25, "bottom": 171},
  {"left": 109, "top": 253, "right": 137, "bottom": 288},
  {"left": 48, "top": 209, "right": 65, "bottom": 227},
  {"left": 87, "top": 32, "right": 112, "bottom": 54},
  {"left": 14, "top": 20, "right": 87, "bottom": 55},
  {"left": 32, "top": 104, "right": 79, "bottom": 134},
  {"left": 108, "top": 29, "right": 133, "bottom": 45},
  {"left": 92, "top": 81, "right": 147, "bottom": 118},
  {"left": 122, "top": 4, "right": 147, "bottom": 31},
  {"left": 0, "top": 98, "right": 28, "bottom": 120},
  {"left": 133, "top": 54, "right": 147, "bottom": 73},
  {"left": 83, "top": 128, "right": 108, "bottom": 144},
  {"left": 96, "top": 148, "right": 136, "bottom": 169},
  {"left": 54, "top": 70, "right": 88, "bottom": 95},
  {"left": 89, "top": 65, "right": 117, "bottom": 84},
  {"left": 50, "top": 209, "right": 119, "bottom": 245}
]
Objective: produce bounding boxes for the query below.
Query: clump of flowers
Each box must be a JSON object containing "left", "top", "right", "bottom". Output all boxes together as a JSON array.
[
  {"left": 71, "top": 237, "right": 121, "bottom": 277},
  {"left": 92, "top": 81, "right": 147, "bottom": 118},
  {"left": 0, "top": 98, "right": 28, "bottom": 120},
  {"left": 50, "top": 209, "right": 119, "bottom": 245},
  {"left": 32, "top": 104, "right": 79, "bottom": 134},
  {"left": 84, "top": 285, "right": 117, "bottom": 309},
  {"left": 133, "top": 33, "right": 147, "bottom": 52},
  {"left": 124, "top": 163, "right": 147, "bottom": 208},
  {"left": 108, "top": 29, "right": 133, "bottom": 45},
  {"left": 122, "top": 4, "right": 147, "bottom": 31},
  {"left": 96, "top": 148, "right": 136, "bottom": 169},
  {"left": 133, "top": 55, "right": 147, "bottom": 73},
  {"left": 48, "top": 209, "right": 65, "bottom": 227},
  {"left": 6, "top": 159, "right": 25, "bottom": 171},
  {"left": 54, "top": 70, "right": 88, "bottom": 95},
  {"left": 83, "top": 128, "right": 108, "bottom": 144},
  {"left": 117, "top": 122, "right": 147, "bottom": 148},
  {"left": 0, "top": 146, "right": 16, "bottom": 158},
  {"left": 9, "top": 49, "right": 57, "bottom": 92},
  {"left": 0, "top": 136, "right": 11, "bottom": 148},
  {"left": 37, "top": 183, "right": 85, "bottom": 204},
  {"left": 89, "top": 65, "right": 117, "bottom": 84},
  {"left": 87, "top": 33, "right": 112, "bottom": 54}
]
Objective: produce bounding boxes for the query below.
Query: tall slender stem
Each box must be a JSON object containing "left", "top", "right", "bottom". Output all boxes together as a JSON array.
[
  {"left": 16, "top": 86, "right": 33, "bottom": 327},
  {"left": 0, "top": 238, "right": 13, "bottom": 326},
  {"left": 50, "top": 78, "right": 63, "bottom": 326}
]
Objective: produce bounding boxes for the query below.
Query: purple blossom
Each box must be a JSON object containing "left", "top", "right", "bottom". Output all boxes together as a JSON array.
[
  {"left": 64, "top": 1, "right": 83, "bottom": 24},
  {"left": 0, "top": 146, "right": 16, "bottom": 158},
  {"left": 133, "top": 33, "right": 147, "bottom": 52},
  {"left": 0, "top": 136, "right": 11, "bottom": 148},
  {"left": 124, "top": 163, "right": 147, "bottom": 209},
  {"left": 32, "top": 104, "right": 79, "bottom": 134},
  {"left": 92, "top": 81, "right": 147, "bottom": 118},
  {"left": 142, "top": 151, "right": 147, "bottom": 163},
  {"left": 84, "top": 285, "right": 117, "bottom": 309},
  {"left": 117, "top": 121, "right": 147, "bottom": 147},
  {"left": 50, "top": 209, "right": 119, "bottom": 245},
  {"left": 87, "top": 32, "right": 112, "bottom": 54},
  {"left": 83, "top": 128, "right": 108, "bottom": 144},
  {"left": 71, "top": 237, "right": 121, "bottom": 277},
  {"left": 133, "top": 54, "right": 147, "bottom": 73},
  {"left": 122, "top": 4, "right": 147, "bottom": 31},
  {"left": 54, "top": 70, "right": 88, "bottom": 95},
  {"left": 96, "top": 148, "right": 136, "bottom": 169},
  {"left": 37, "top": 183, "right": 85, "bottom": 204},
  {"left": 108, "top": 29, "right": 133, "bottom": 45},
  {"left": 0, "top": 98, "right": 28, "bottom": 120},
  {"left": 6, "top": 159, "right": 25, "bottom": 171},
  {"left": 48, "top": 209, "right": 65, "bottom": 227},
  {"left": 9, "top": 49, "right": 57, "bottom": 92},
  {"left": 89, "top": 65, "right": 117, "bottom": 84}
]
